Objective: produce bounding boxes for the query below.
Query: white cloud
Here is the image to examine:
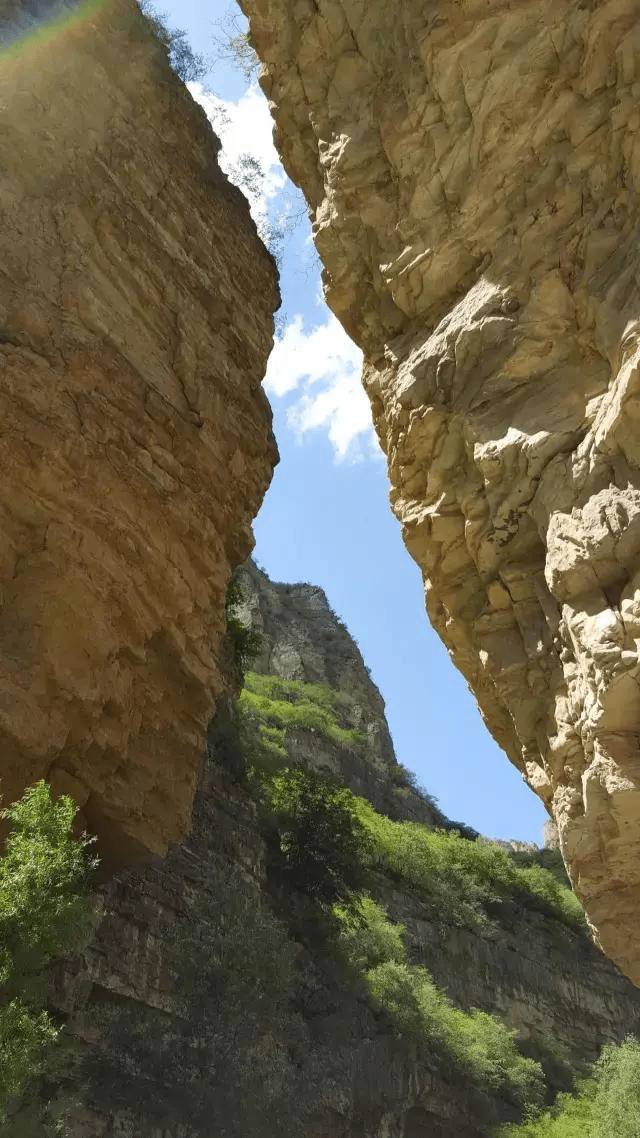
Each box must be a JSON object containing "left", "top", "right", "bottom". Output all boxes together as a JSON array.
[
  {"left": 189, "top": 82, "right": 379, "bottom": 463},
  {"left": 266, "top": 313, "right": 378, "bottom": 462},
  {"left": 188, "top": 82, "right": 286, "bottom": 233}
]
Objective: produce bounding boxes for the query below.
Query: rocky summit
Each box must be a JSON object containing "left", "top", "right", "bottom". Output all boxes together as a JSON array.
[{"left": 242, "top": 0, "right": 640, "bottom": 984}]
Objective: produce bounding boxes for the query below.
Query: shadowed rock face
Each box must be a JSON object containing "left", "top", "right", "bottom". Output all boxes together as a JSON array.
[
  {"left": 10, "top": 567, "right": 640, "bottom": 1137},
  {"left": 0, "top": 0, "right": 279, "bottom": 861},
  {"left": 241, "top": 0, "right": 640, "bottom": 981}
]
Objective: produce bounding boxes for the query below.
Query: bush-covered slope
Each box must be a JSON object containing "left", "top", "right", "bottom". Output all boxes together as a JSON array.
[
  {"left": 499, "top": 1038, "right": 640, "bottom": 1138},
  {"left": 7, "top": 566, "right": 640, "bottom": 1137},
  {"left": 230, "top": 666, "right": 622, "bottom": 1129}
]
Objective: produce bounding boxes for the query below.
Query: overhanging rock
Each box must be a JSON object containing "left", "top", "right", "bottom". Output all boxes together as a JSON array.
[{"left": 242, "top": 0, "right": 640, "bottom": 983}]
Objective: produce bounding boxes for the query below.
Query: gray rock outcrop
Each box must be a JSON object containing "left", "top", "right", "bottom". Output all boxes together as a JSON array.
[{"left": 236, "top": 559, "right": 444, "bottom": 824}]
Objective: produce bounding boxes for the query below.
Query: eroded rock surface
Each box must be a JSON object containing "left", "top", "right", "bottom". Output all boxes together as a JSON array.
[
  {"left": 242, "top": 0, "right": 640, "bottom": 980},
  {"left": 0, "top": 0, "right": 278, "bottom": 860}
]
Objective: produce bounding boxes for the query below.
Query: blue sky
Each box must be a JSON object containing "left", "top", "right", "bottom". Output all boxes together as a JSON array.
[{"left": 156, "top": 0, "right": 548, "bottom": 842}]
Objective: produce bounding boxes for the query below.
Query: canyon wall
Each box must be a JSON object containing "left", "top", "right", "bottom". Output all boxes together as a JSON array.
[
  {"left": 9, "top": 564, "right": 640, "bottom": 1137},
  {"left": 236, "top": 559, "right": 447, "bottom": 825},
  {"left": 242, "top": 0, "right": 640, "bottom": 983},
  {"left": 0, "top": 0, "right": 278, "bottom": 861}
]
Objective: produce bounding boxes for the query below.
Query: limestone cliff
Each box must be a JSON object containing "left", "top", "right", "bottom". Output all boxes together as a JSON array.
[
  {"left": 242, "top": 0, "right": 640, "bottom": 983},
  {"left": 9, "top": 565, "right": 640, "bottom": 1137},
  {"left": 0, "top": 0, "right": 278, "bottom": 861},
  {"left": 236, "top": 559, "right": 447, "bottom": 825}
]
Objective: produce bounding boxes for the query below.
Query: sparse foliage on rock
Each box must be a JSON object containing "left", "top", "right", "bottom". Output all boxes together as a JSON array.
[
  {"left": 0, "top": 782, "right": 96, "bottom": 1119},
  {"left": 211, "top": 11, "right": 260, "bottom": 79},
  {"left": 499, "top": 1037, "right": 640, "bottom": 1138},
  {"left": 226, "top": 574, "right": 263, "bottom": 676},
  {"left": 137, "top": 1, "right": 207, "bottom": 82}
]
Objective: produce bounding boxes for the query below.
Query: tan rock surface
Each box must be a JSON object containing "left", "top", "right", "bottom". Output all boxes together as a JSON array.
[
  {"left": 242, "top": 0, "right": 640, "bottom": 981},
  {"left": 0, "top": 0, "right": 278, "bottom": 861}
]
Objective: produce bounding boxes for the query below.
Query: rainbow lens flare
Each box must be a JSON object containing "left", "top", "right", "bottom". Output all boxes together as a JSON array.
[{"left": 0, "top": 0, "right": 108, "bottom": 59}]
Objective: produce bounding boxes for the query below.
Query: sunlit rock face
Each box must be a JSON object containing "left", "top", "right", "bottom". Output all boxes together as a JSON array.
[
  {"left": 242, "top": 0, "right": 640, "bottom": 982},
  {"left": 0, "top": 0, "right": 278, "bottom": 861}
]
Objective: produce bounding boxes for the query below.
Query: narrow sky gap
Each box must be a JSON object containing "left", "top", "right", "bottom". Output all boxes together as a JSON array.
[{"left": 158, "top": 0, "right": 549, "bottom": 842}]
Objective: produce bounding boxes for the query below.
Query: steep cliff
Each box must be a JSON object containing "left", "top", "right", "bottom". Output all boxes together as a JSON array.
[
  {"left": 236, "top": 559, "right": 447, "bottom": 826},
  {"left": 12, "top": 565, "right": 640, "bottom": 1138},
  {"left": 236, "top": 562, "right": 640, "bottom": 1080},
  {"left": 0, "top": 0, "right": 278, "bottom": 861},
  {"left": 241, "top": 0, "right": 640, "bottom": 983}
]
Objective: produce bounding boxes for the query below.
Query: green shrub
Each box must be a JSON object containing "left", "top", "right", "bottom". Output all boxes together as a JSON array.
[
  {"left": 352, "top": 798, "right": 585, "bottom": 933},
  {"left": 240, "top": 683, "right": 582, "bottom": 932},
  {"left": 331, "top": 895, "right": 543, "bottom": 1107},
  {"left": 0, "top": 782, "right": 95, "bottom": 1119},
  {"left": 0, "top": 1001, "right": 58, "bottom": 1117},
  {"left": 253, "top": 723, "right": 288, "bottom": 768},
  {"left": 591, "top": 1038, "right": 640, "bottom": 1137},
  {"left": 498, "top": 1038, "right": 640, "bottom": 1138},
  {"left": 238, "top": 673, "right": 582, "bottom": 931},
  {"left": 332, "top": 895, "right": 405, "bottom": 972},
  {"left": 0, "top": 783, "right": 95, "bottom": 980},
  {"left": 510, "top": 847, "right": 571, "bottom": 890},
  {"left": 366, "top": 961, "right": 542, "bottom": 1104},
  {"left": 518, "top": 1034, "right": 580, "bottom": 1095},
  {"left": 240, "top": 672, "right": 367, "bottom": 752},
  {"left": 226, "top": 577, "right": 262, "bottom": 677},
  {"left": 498, "top": 1093, "right": 594, "bottom": 1138},
  {"left": 243, "top": 671, "right": 351, "bottom": 713},
  {"left": 264, "top": 768, "right": 372, "bottom": 906}
]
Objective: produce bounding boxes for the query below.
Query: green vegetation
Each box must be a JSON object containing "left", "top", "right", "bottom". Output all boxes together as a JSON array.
[
  {"left": 254, "top": 755, "right": 547, "bottom": 1107},
  {"left": 238, "top": 672, "right": 583, "bottom": 933},
  {"left": 333, "top": 894, "right": 405, "bottom": 971},
  {"left": 229, "top": 678, "right": 594, "bottom": 1127},
  {"left": 226, "top": 577, "right": 262, "bottom": 677},
  {"left": 137, "top": 1, "right": 207, "bottom": 82},
  {"left": 352, "top": 797, "right": 586, "bottom": 933},
  {"left": 0, "top": 782, "right": 96, "bottom": 1118},
  {"left": 498, "top": 1038, "right": 640, "bottom": 1138},
  {"left": 264, "top": 767, "right": 372, "bottom": 906},
  {"left": 243, "top": 751, "right": 562, "bottom": 1112},
  {"left": 240, "top": 671, "right": 367, "bottom": 751},
  {"left": 332, "top": 895, "right": 543, "bottom": 1106},
  {"left": 0, "top": 1003, "right": 57, "bottom": 1121}
]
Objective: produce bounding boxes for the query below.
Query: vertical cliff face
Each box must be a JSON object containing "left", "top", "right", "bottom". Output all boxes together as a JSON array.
[
  {"left": 236, "top": 560, "right": 444, "bottom": 824},
  {"left": 241, "top": 0, "right": 640, "bottom": 983},
  {"left": 0, "top": 0, "right": 279, "bottom": 861},
  {"left": 11, "top": 565, "right": 640, "bottom": 1137}
]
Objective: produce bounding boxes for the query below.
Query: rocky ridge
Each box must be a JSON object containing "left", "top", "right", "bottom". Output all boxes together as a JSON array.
[
  {"left": 0, "top": 0, "right": 278, "bottom": 861},
  {"left": 242, "top": 0, "right": 640, "bottom": 983},
  {"left": 236, "top": 559, "right": 446, "bottom": 825}
]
